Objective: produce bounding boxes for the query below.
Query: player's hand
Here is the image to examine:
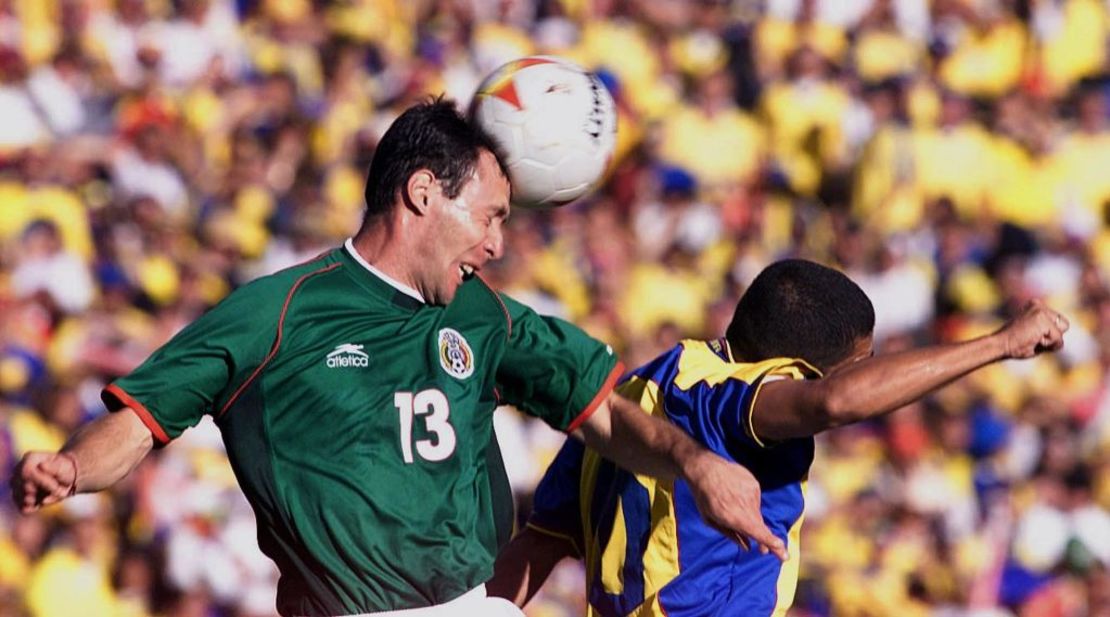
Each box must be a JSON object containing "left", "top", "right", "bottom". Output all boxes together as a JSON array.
[
  {"left": 9, "top": 451, "right": 78, "bottom": 514},
  {"left": 997, "top": 300, "right": 1069, "bottom": 359},
  {"left": 683, "top": 450, "right": 788, "bottom": 561}
]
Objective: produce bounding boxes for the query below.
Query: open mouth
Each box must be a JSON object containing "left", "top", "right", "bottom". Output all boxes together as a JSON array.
[{"left": 459, "top": 264, "right": 476, "bottom": 280}]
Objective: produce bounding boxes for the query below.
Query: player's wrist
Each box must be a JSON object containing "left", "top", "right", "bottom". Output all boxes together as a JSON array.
[
  {"left": 675, "top": 444, "right": 714, "bottom": 485},
  {"left": 58, "top": 451, "right": 79, "bottom": 497},
  {"left": 984, "top": 329, "right": 1015, "bottom": 361}
]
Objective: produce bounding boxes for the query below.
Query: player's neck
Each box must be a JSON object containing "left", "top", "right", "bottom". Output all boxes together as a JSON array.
[{"left": 350, "top": 217, "right": 426, "bottom": 300}]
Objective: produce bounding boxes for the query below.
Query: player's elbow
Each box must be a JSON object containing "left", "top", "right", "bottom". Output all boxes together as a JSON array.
[{"left": 816, "top": 383, "right": 860, "bottom": 429}]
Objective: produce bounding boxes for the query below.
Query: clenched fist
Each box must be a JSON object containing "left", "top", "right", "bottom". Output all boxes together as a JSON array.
[
  {"left": 997, "top": 300, "right": 1069, "bottom": 359},
  {"left": 10, "top": 451, "right": 78, "bottom": 514}
]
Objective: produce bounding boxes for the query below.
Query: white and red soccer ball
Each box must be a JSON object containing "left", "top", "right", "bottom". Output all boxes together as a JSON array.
[{"left": 470, "top": 56, "right": 618, "bottom": 208}]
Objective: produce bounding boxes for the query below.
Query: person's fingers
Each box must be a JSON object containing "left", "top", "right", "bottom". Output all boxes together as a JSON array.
[
  {"left": 707, "top": 514, "right": 770, "bottom": 555},
  {"left": 19, "top": 480, "right": 37, "bottom": 513},
  {"left": 38, "top": 490, "right": 66, "bottom": 507},
  {"left": 714, "top": 509, "right": 787, "bottom": 560},
  {"left": 733, "top": 532, "right": 751, "bottom": 552},
  {"left": 12, "top": 453, "right": 76, "bottom": 513},
  {"left": 1033, "top": 317, "right": 1066, "bottom": 353},
  {"left": 1053, "top": 312, "right": 1070, "bottom": 332},
  {"left": 706, "top": 518, "right": 747, "bottom": 550},
  {"left": 39, "top": 456, "right": 76, "bottom": 487},
  {"left": 11, "top": 457, "right": 37, "bottom": 511},
  {"left": 18, "top": 475, "right": 50, "bottom": 514},
  {"left": 744, "top": 518, "right": 788, "bottom": 561},
  {"left": 1045, "top": 326, "right": 1065, "bottom": 351},
  {"left": 23, "top": 461, "right": 66, "bottom": 497}
]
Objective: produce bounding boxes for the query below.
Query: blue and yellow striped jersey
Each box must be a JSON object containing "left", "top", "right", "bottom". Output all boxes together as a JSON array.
[{"left": 528, "top": 339, "right": 821, "bottom": 616}]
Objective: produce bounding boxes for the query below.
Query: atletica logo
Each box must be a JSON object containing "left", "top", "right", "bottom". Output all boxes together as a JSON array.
[{"left": 326, "top": 343, "right": 369, "bottom": 368}]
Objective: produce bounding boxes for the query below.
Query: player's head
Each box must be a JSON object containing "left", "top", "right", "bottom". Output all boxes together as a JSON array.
[
  {"left": 726, "top": 259, "right": 875, "bottom": 373},
  {"left": 360, "top": 97, "right": 511, "bottom": 305}
]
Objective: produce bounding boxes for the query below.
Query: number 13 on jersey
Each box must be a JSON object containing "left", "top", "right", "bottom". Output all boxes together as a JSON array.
[{"left": 394, "top": 390, "right": 457, "bottom": 463}]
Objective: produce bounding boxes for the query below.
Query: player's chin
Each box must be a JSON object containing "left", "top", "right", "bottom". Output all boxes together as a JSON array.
[{"left": 434, "top": 278, "right": 463, "bottom": 305}]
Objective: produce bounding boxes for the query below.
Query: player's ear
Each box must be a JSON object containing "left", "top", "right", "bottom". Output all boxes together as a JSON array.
[{"left": 403, "top": 169, "right": 436, "bottom": 215}]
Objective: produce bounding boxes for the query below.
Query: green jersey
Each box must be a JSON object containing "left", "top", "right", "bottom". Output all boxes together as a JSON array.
[{"left": 103, "top": 242, "right": 622, "bottom": 616}]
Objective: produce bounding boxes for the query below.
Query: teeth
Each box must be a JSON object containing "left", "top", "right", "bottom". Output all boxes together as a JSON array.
[{"left": 461, "top": 265, "right": 475, "bottom": 277}]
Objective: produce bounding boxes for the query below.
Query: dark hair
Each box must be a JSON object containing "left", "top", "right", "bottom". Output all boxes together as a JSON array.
[
  {"left": 726, "top": 259, "right": 874, "bottom": 372},
  {"left": 362, "top": 97, "right": 508, "bottom": 219}
]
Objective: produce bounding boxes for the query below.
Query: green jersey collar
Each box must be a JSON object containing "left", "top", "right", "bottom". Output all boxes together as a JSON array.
[{"left": 341, "top": 239, "right": 425, "bottom": 310}]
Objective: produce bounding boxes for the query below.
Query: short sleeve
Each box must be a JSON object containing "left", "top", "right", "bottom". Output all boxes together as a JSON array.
[
  {"left": 101, "top": 283, "right": 280, "bottom": 446},
  {"left": 495, "top": 293, "right": 623, "bottom": 432},
  {"left": 707, "top": 361, "right": 820, "bottom": 450},
  {"left": 527, "top": 438, "right": 587, "bottom": 559}
]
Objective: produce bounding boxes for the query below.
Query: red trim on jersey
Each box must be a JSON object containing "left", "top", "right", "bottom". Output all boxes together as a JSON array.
[
  {"left": 565, "top": 361, "right": 625, "bottom": 433},
  {"left": 476, "top": 274, "right": 512, "bottom": 340},
  {"left": 104, "top": 384, "right": 171, "bottom": 445},
  {"left": 217, "top": 262, "right": 342, "bottom": 418}
]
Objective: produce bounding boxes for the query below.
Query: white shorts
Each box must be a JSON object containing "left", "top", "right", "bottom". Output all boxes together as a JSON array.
[{"left": 332, "top": 585, "right": 524, "bottom": 617}]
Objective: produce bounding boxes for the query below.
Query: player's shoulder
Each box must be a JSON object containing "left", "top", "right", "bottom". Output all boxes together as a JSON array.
[
  {"left": 223, "top": 249, "right": 344, "bottom": 307},
  {"left": 623, "top": 341, "right": 689, "bottom": 388},
  {"left": 668, "top": 339, "right": 818, "bottom": 392}
]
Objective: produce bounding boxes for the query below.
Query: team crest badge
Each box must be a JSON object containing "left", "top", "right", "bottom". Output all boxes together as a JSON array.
[{"left": 438, "top": 328, "right": 474, "bottom": 379}]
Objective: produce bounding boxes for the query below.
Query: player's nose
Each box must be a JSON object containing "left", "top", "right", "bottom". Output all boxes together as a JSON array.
[{"left": 485, "top": 223, "right": 505, "bottom": 261}]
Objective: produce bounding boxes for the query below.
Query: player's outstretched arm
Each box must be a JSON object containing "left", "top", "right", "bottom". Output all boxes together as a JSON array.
[
  {"left": 487, "top": 526, "right": 577, "bottom": 607},
  {"left": 572, "top": 394, "right": 788, "bottom": 560},
  {"left": 752, "top": 300, "right": 1069, "bottom": 442},
  {"left": 10, "top": 408, "right": 153, "bottom": 514}
]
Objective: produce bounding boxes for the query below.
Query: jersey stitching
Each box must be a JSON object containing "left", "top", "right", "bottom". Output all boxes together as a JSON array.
[
  {"left": 217, "top": 261, "right": 342, "bottom": 418},
  {"left": 475, "top": 273, "right": 512, "bottom": 340}
]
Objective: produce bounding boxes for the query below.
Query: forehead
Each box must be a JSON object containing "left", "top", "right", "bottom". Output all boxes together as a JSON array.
[{"left": 459, "top": 150, "right": 509, "bottom": 205}]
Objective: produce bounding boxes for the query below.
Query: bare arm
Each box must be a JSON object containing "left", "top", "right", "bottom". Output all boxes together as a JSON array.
[
  {"left": 571, "top": 392, "right": 787, "bottom": 560},
  {"left": 569, "top": 392, "right": 702, "bottom": 483},
  {"left": 10, "top": 408, "right": 154, "bottom": 513},
  {"left": 487, "top": 526, "right": 577, "bottom": 607},
  {"left": 753, "top": 300, "right": 1069, "bottom": 441}
]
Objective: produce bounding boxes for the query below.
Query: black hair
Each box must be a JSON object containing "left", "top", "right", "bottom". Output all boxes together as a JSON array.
[
  {"left": 726, "top": 259, "right": 875, "bottom": 372},
  {"left": 362, "top": 97, "right": 508, "bottom": 219}
]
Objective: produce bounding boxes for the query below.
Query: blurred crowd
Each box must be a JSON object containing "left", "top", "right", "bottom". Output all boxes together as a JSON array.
[{"left": 2, "top": 0, "right": 1110, "bottom": 615}]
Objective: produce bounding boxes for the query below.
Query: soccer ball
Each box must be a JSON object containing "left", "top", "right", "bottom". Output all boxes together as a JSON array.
[{"left": 470, "top": 56, "right": 617, "bottom": 208}]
